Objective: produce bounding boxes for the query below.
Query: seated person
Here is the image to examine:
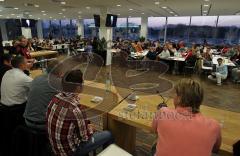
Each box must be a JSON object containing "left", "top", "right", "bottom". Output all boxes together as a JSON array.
[
  {"left": 47, "top": 70, "right": 113, "bottom": 156},
  {"left": 202, "top": 46, "right": 213, "bottom": 67},
  {"left": 231, "top": 47, "right": 240, "bottom": 66},
  {"left": 221, "top": 44, "right": 230, "bottom": 55},
  {"left": 208, "top": 58, "right": 228, "bottom": 86},
  {"left": 152, "top": 79, "right": 221, "bottom": 156},
  {"left": 144, "top": 46, "right": 158, "bottom": 60},
  {"left": 1, "top": 56, "right": 33, "bottom": 106},
  {"left": 24, "top": 60, "right": 61, "bottom": 130},
  {"left": 167, "top": 43, "right": 177, "bottom": 56},
  {"left": 232, "top": 67, "right": 240, "bottom": 83},
  {"left": 0, "top": 54, "right": 12, "bottom": 86},
  {"left": 157, "top": 45, "right": 170, "bottom": 59}
]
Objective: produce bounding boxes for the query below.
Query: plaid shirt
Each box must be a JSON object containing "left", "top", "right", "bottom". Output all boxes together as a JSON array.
[{"left": 47, "top": 92, "right": 91, "bottom": 156}]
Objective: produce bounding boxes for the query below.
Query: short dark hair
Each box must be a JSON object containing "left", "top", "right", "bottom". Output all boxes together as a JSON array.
[
  {"left": 217, "top": 58, "right": 223, "bottom": 62},
  {"left": 1, "top": 54, "right": 12, "bottom": 65},
  {"left": 62, "top": 70, "right": 83, "bottom": 93},
  {"left": 174, "top": 79, "right": 204, "bottom": 113},
  {"left": 11, "top": 56, "right": 25, "bottom": 68}
]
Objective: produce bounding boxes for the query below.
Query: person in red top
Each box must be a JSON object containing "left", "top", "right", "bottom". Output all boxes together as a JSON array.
[
  {"left": 152, "top": 79, "right": 221, "bottom": 156},
  {"left": 16, "top": 36, "right": 32, "bottom": 59},
  {"left": 47, "top": 70, "right": 113, "bottom": 156}
]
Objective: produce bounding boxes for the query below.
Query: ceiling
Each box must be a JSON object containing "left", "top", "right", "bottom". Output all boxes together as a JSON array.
[{"left": 0, "top": 0, "right": 240, "bottom": 20}]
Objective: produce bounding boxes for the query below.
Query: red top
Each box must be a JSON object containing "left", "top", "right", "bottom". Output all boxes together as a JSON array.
[
  {"left": 16, "top": 46, "right": 32, "bottom": 59},
  {"left": 152, "top": 107, "right": 221, "bottom": 156}
]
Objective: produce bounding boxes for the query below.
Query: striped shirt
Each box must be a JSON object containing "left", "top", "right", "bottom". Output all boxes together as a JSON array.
[{"left": 47, "top": 92, "right": 91, "bottom": 156}]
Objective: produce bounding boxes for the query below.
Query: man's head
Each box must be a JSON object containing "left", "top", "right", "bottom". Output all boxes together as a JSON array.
[
  {"left": 11, "top": 56, "right": 28, "bottom": 71},
  {"left": 1, "top": 54, "right": 12, "bottom": 66},
  {"left": 18, "top": 36, "right": 28, "bottom": 47},
  {"left": 206, "top": 46, "right": 211, "bottom": 53},
  {"left": 62, "top": 70, "right": 84, "bottom": 93},
  {"left": 217, "top": 58, "right": 223, "bottom": 65},
  {"left": 174, "top": 79, "right": 204, "bottom": 113}
]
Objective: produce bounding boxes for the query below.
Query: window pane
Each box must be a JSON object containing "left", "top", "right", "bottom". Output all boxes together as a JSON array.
[
  {"left": 61, "top": 19, "right": 71, "bottom": 38},
  {"left": 50, "top": 20, "right": 61, "bottom": 38},
  {"left": 42, "top": 20, "right": 50, "bottom": 39},
  {"left": 113, "top": 18, "right": 127, "bottom": 40},
  {"left": 167, "top": 16, "right": 190, "bottom": 43},
  {"left": 189, "top": 16, "right": 217, "bottom": 45},
  {"left": 216, "top": 16, "right": 240, "bottom": 45},
  {"left": 71, "top": 19, "right": 78, "bottom": 38},
  {"left": 83, "top": 19, "right": 99, "bottom": 39},
  {"left": 5, "top": 19, "right": 22, "bottom": 40},
  {"left": 148, "top": 17, "right": 166, "bottom": 41},
  {"left": 128, "top": 17, "right": 141, "bottom": 40}
]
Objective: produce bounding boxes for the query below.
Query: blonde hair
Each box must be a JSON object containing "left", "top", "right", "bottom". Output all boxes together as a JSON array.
[{"left": 174, "top": 79, "right": 204, "bottom": 113}]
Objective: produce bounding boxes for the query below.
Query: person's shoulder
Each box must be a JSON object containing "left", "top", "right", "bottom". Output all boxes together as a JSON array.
[{"left": 201, "top": 115, "right": 221, "bottom": 130}]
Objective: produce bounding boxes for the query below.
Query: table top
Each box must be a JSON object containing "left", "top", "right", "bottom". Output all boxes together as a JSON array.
[
  {"left": 165, "top": 56, "right": 186, "bottom": 62},
  {"left": 30, "top": 50, "right": 58, "bottom": 58},
  {"left": 109, "top": 94, "right": 240, "bottom": 153}
]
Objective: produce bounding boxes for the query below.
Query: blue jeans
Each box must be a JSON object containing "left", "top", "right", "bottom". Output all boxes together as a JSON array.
[{"left": 74, "top": 131, "right": 114, "bottom": 156}]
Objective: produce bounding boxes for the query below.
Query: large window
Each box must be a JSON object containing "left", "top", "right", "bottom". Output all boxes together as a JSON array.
[
  {"left": 113, "top": 18, "right": 128, "bottom": 40},
  {"left": 167, "top": 16, "right": 190, "bottom": 43},
  {"left": 50, "top": 20, "right": 61, "bottom": 38},
  {"left": 148, "top": 17, "right": 166, "bottom": 41},
  {"left": 83, "top": 19, "right": 99, "bottom": 39},
  {"left": 128, "top": 17, "right": 141, "bottom": 40},
  {"left": 5, "top": 19, "right": 22, "bottom": 40},
  {"left": 189, "top": 16, "right": 217, "bottom": 45},
  {"left": 216, "top": 16, "right": 240, "bottom": 45},
  {"left": 42, "top": 20, "right": 50, "bottom": 38}
]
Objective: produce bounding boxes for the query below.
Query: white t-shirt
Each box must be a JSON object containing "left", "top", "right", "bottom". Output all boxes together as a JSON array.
[{"left": 1, "top": 68, "right": 33, "bottom": 106}]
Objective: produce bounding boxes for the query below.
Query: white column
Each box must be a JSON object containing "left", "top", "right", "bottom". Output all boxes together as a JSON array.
[
  {"left": 99, "top": 7, "right": 113, "bottom": 66},
  {"left": 77, "top": 19, "right": 84, "bottom": 38},
  {"left": 140, "top": 16, "right": 148, "bottom": 38},
  {"left": 0, "top": 20, "right": 8, "bottom": 41},
  {"left": 37, "top": 20, "right": 43, "bottom": 39}
]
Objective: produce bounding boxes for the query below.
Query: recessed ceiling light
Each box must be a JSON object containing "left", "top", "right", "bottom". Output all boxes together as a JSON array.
[
  {"left": 34, "top": 4, "right": 39, "bottom": 7},
  {"left": 204, "top": 0, "right": 209, "bottom": 1},
  {"left": 6, "top": 16, "right": 10, "bottom": 18},
  {"left": 203, "top": 10, "right": 208, "bottom": 12},
  {"left": 86, "top": 6, "right": 90, "bottom": 9},
  {"left": 0, "top": 0, "right": 5, "bottom": 2},
  {"left": 174, "top": 15, "right": 178, "bottom": 16},
  {"left": 58, "top": 12, "right": 62, "bottom": 15},
  {"left": 155, "top": 2, "right": 160, "bottom": 5},
  {"left": 11, "top": 14, "right": 15, "bottom": 16},
  {"left": 50, "top": 16, "right": 52, "bottom": 18},
  {"left": 117, "top": 14, "right": 120, "bottom": 16},
  {"left": 41, "top": 10, "right": 45, "bottom": 13},
  {"left": 0, "top": 15, "right": 2, "bottom": 16},
  {"left": 43, "top": 13, "right": 47, "bottom": 16},
  {"left": 117, "top": 4, "right": 121, "bottom": 7},
  {"left": 141, "top": 13, "right": 145, "bottom": 14},
  {"left": 60, "top": 1, "right": 66, "bottom": 5},
  {"left": 62, "top": 8, "right": 66, "bottom": 11},
  {"left": 204, "top": 4, "right": 209, "bottom": 7},
  {"left": 38, "top": 18, "right": 41, "bottom": 19},
  {"left": 169, "top": 11, "right": 174, "bottom": 14},
  {"left": 17, "top": 16, "right": 20, "bottom": 18},
  {"left": 25, "top": 12, "right": 29, "bottom": 14},
  {"left": 129, "top": 8, "right": 133, "bottom": 11},
  {"left": 0, "top": 10, "right": 2, "bottom": 12},
  {"left": 54, "top": 19, "right": 57, "bottom": 20},
  {"left": 78, "top": 11, "right": 82, "bottom": 14},
  {"left": 162, "top": 6, "right": 167, "bottom": 9},
  {"left": 14, "top": 8, "right": 19, "bottom": 10},
  {"left": 63, "top": 16, "right": 66, "bottom": 18},
  {"left": 29, "top": 15, "right": 32, "bottom": 16}
]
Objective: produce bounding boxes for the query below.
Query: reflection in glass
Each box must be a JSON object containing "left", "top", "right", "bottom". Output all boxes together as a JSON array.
[
  {"left": 113, "top": 18, "right": 127, "bottom": 40},
  {"left": 83, "top": 19, "right": 99, "bottom": 39}
]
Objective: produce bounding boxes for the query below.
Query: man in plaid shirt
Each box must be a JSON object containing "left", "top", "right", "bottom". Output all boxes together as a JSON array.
[{"left": 47, "top": 70, "right": 113, "bottom": 156}]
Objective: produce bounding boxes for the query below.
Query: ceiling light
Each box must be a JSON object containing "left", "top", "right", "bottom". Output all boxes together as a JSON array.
[
  {"left": 17, "top": 16, "right": 20, "bottom": 18},
  {"left": 0, "top": 0, "right": 5, "bottom": 1},
  {"left": 174, "top": 15, "right": 178, "bottom": 16},
  {"left": 11, "top": 14, "right": 15, "bottom": 16},
  {"left": 117, "top": 4, "right": 121, "bottom": 7},
  {"left": 29, "top": 15, "right": 32, "bottom": 16},
  {"left": 50, "top": 16, "right": 52, "bottom": 18},
  {"left": 38, "top": 18, "right": 41, "bottom": 19},
  {"left": 43, "top": 13, "right": 47, "bottom": 16},
  {"left": 34, "top": 4, "right": 39, "bottom": 7},
  {"left": 141, "top": 13, "right": 145, "bottom": 14},
  {"left": 6, "top": 17, "right": 10, "bottom": 18},
  {"left": 204, "top": 4, "right": 209, "bottom": 7},
  {"left": 78, "top": 11, "right": 82, "bottom": 14},
  {"left": 58, "top": 12, "right": 62, "bottom": 15},
  {"left": 60, "top": 1, "right": 66, "bottom": 5},
  {"left": 169, "top": 11, "right": 174, "bottom": 14},
  {"left": 54, "top": 19, "right": 57, "bottom": 20},
  {"left": 155, "top": 2, "right": 160, "bottom": 5},
  {"left": 41, "top": 10, "right": 45, "bottom": 13},
  {"left": 203, "top": 10, "right": 208, "bottom": 12},
  {"left": 62, "top": 8, "right": 66, "bottom": 11},
  {"left": 162, "top": 6, "right": 167, "bottom": 9},
  {"left": 86, "top": 6, "right": 90, "bottom": 9},
  {"left": 14, "top": 8, "right": 19, "bottom": 10},
  {"left": 129, "top": 8, "right": 133, "bottom": 11},
  {"left": 204, "top": 0, "right": 209, "bottom": 1},
  {"left": 25, "top": 12, "right": 29, "bottom": 14},
  {"left": 0, "top": 10, "right": 2, "bottom": 12},
  {"left": 117, "top": 14, "right": 120, "bottom": 16},
  {"left": 0, "top": 15, "right": 2, "bottom": 16},
  {"left": 63, "top": 16, "right": 66, "bottom": 18}
]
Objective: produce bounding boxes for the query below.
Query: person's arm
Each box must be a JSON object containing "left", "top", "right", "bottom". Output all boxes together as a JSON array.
[{"left": 212, "top": 124, "right": 222, "bottom": 153}]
